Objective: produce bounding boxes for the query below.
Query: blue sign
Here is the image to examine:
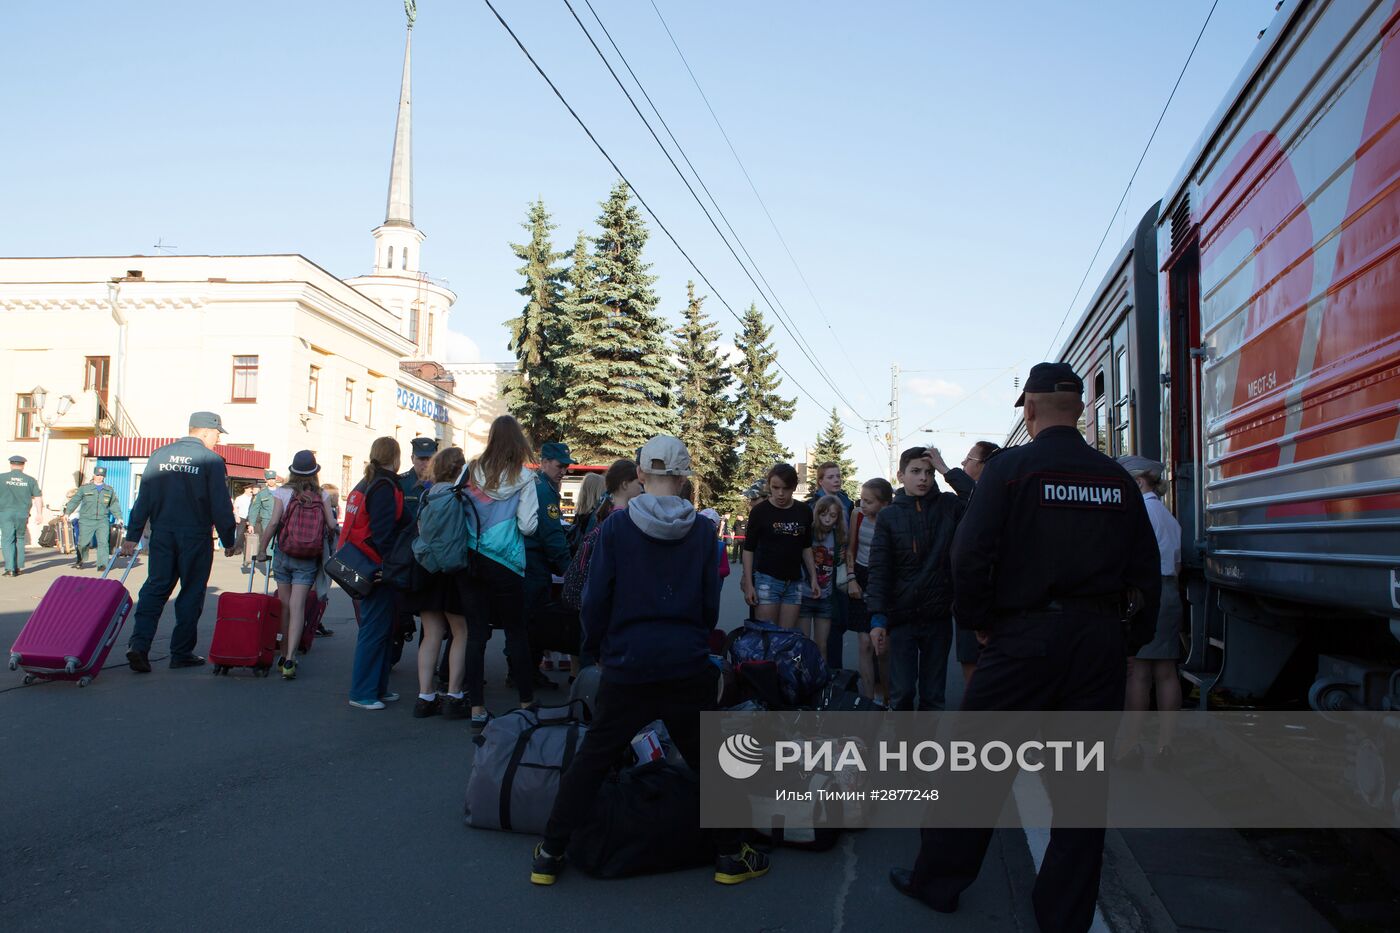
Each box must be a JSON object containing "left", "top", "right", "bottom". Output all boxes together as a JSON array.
[{"left": 396, "top": 386, "right": 449, "bottom": 423}]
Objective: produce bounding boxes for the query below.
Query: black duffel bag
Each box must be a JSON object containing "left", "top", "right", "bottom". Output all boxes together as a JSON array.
[
  {"left": 566, "top": 761, "right": 713, "bottom": 878},
  {"left": 529, "top": 598, "right": 582, "bottom": 655}
]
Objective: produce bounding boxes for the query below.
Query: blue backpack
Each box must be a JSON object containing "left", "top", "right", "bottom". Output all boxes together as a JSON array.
[
  {"left": 412, "top": 477, "right": 481, "bottom": 574},
  {"left": 723, "top": 619, "right": 828, "bottom": 708}
]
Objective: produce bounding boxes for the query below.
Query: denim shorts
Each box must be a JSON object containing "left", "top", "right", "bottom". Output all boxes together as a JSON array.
[
  {"left": 801, "top": 595, "right": 832, "bottom": 619},
  {"left": 753, "top": 571, "right": 803, "bottom": 607},
  {"left": 273, "top": 550, "right": 319, "bottom": 586}
]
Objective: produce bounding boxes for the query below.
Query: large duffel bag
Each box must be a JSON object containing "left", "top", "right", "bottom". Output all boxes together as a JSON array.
[
  {"left": 724, "top": 618, "right": 828, "bottom": 708},
  {"left": 464, "top": 701, "right": 589, "bottom": 835},
  {"left": 567, "top": 760, "right": 713, "bottom": 878}
]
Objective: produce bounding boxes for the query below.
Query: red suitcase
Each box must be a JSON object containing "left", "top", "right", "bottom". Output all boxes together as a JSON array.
[
  {"left": 210, "top": 565, "right": 281, "bottom": 676},
  {"left": 8, "top": 543, "right": 143, "bottom": 687},
  {"left": 299, "top": 591, "right": 328, "bottom": 654}
]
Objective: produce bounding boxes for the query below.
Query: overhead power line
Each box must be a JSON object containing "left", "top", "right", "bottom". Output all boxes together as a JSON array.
[
  {"left": 480, "top": 0, "right": 843, "bottom": 421},
  {"left": 648, "top": 0, "right": 876, "bottom": 405},
  {"left": 1041, "top": 0, "right": 1220, "bottom": 359},
  {"left": 563, "top": 0, "right": 867, "bottom": 423}
]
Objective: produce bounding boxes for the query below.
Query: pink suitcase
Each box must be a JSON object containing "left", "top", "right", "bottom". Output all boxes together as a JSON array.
[{"left": 8, "top": 543, "right": 143, "bottom": 687}]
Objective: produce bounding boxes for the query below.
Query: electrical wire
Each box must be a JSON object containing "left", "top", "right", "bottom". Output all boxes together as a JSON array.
[
  {"left": 481, "top": 0, "right": 842, "bottom": 421},
  {"left": 563, "top": 0, "right": 867, "bottom": 422},
  {"left": 1041, "top": 0, "right": 1220, "bottom": 359},
  {"left": 899, "top": 362, "right": 1023, "bottom": 442},
  {"left": 649, "top": 0, "right": 877, "bottom": 405}
]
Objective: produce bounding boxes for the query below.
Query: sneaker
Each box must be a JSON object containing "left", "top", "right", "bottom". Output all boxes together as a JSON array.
[
  {"left": 531, "top": 843, "right": 564, "bottom": 885},
  {"left": 471, "top": 711, "right": 493, "bottom": 735},
  {"left": 380, "top": 691, "right": 401, "bottom": 703},
  {"left": 348, "top": 698, "right": 387, "bottom": 711},
  {"left": 413, "top": 696, "right": 443, "bottom": 718},
  {"left": 280, "top": 658, "right": 298, "bottom": 680},
  {"left": 315, "top": 623, "right": 334, "bottom": 638},
  {"left": 714, "top": 844, "right": 771, "bottom": 885},
  {"left": 443, "top": 696, "right": 468, "bottom": 720}
]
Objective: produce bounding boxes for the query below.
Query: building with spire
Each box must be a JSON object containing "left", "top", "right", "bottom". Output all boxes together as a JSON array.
[{"left": 0, "top": 6, "right": 480, "bottom": 540}]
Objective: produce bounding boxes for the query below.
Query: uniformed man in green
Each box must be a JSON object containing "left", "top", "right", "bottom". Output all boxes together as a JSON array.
[
  {"left": 64, "top": 466, "right": 123, "bottom": 570},
  {"left": 521, "top": 441, "right": 574, "bottom": 689},
  {"left": 245, "top": 469, "right": 277, "bottom": 573},
  {"left": 1, "top": 454, "right": 42, "bottom": 577}
]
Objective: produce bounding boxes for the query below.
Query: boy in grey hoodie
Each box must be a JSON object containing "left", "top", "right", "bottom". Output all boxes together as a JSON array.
[{"left": 531, "top": 436, "right": 770, "bottom": 887}]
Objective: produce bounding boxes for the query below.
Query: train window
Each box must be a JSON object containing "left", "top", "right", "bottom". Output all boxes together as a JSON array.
[
  {"left": 1093, "top": 370, "right": 1108, "bottom": 452},
  {"left": 1114, "top": 348, "right": 1130, "bottom": 454}
]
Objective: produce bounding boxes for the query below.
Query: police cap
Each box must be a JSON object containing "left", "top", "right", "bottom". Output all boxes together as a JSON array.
[
  {"left": 540, "top": 442, "right": 576, "bottom": 466},
  {"left": 263, "top": 469, "right": 277, "bottom": 480},
  {"left": 410, "top": 437, "right": 439, "bottom": 459},
  {"left": 1014, "top": 362, "right": 1084, "bottom": 407},
  {"left": 93, "top": 466, "right": 107, "bottom": 477},
  {"left": 8, "top": 455, "right": 26, "bottom": 465},
  {"left": 189, "top": 411, "right": 228, "bottom": 433}
]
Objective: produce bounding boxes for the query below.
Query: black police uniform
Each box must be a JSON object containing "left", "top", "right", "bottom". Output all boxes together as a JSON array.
[
  {"left": 125, "top": 436, "right": 239, "bottom": 661},
  {"left": 907, "top": 423, "right": 1160, "bottom": 933}
]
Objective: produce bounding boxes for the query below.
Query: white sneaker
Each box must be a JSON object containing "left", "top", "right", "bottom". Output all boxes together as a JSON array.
[
  {"left": 379, "top": 692, "right": 401, "bottom": 703},
  {"left": 348, "top": 699, "right": 386, "bottom": 711}
]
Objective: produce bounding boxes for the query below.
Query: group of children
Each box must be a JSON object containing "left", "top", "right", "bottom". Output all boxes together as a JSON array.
[{"left": 739, "top": 442, "right": 995, "bottom": 711}]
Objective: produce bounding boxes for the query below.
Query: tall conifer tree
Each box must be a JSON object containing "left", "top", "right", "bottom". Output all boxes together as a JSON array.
[
  {"left": 552, "top": 230, "right": 594, "bottom": 444},
  {"left": 674, "top": 281, "right": 736, "bottom": 505},
  {"left": 556, "top": 181, "right": 675, "bottom": 460},
  {"left": 810, "top": 407, "right": 858, "bottom": 498},
  {"left": 503, "top": 199, "right": 567, "bottom": 449},
  {"left": 732, "top": 302, "right": 795, "bottom": 496}
]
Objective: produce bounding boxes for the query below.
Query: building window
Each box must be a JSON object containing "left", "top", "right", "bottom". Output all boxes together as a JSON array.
[
  {"left": 426, "top": 313, "right": 434, "bottom": 355},
  {"left": 402, "top": 248, "right": 409, "bottom": 270},
  {"left": 232, "top": 355, "right": 258, "bottom": 403},
  {"left": 365, "top": 388, "right": 375, "bottom": 428},
  {"left": 344, "top": 378, "right": 355, "bottom": 421},
  {"left": 387, "top": 245, "right": 394, "bottom": 269},
  {"left": 342, "top": 455, "right": 353, "bottom": 492},
  {"left": 408, "top": 302, "right": 420, "bottom": 344},
  {"left": 15, "top": 393, "right": 40, "bottom": 440},
  {"left": 84, "top": 356, "right": 111, "bottom": 408},
  {"left": 308, "top": 365, "right": 320, "bottom": 412}
]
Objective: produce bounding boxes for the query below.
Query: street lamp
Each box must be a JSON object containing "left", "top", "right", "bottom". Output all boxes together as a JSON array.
[{"left": 32, "top": 386, "right": 75, "bottom": 528}]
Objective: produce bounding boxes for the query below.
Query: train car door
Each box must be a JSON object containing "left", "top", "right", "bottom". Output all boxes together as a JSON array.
[{"left": 1109, "top": 319, "right": 1134, "bottom": 456}]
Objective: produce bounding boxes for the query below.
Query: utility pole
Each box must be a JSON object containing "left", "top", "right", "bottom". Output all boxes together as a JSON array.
[{"left": 888, "top": 362, "right": 900, "bottom": 481}]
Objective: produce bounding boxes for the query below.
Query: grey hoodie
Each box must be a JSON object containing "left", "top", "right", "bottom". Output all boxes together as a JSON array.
[{"left": 626, "top": 494, "right": 696, "bottom": 540}]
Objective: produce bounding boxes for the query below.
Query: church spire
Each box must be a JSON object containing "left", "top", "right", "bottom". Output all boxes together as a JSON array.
[{"left": 384, "top": 16, "right": 414, "bottom": 229}]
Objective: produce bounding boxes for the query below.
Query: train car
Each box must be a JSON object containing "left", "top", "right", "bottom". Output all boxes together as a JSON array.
[{"left": 1018, "top": 0, "right": 1400, "bottom": 709}]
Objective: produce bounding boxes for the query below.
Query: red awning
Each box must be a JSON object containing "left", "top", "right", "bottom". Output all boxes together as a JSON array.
[
  {"left": 225, "top": 463, "right": 266, "bottom": 481},
  {"left": 88, "top": 437, "right": 271, "bottom": 470}
]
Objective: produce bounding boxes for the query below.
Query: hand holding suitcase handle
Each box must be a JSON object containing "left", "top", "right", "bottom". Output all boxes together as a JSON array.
[{"left": 101, "top": 538, "right": 145, "bottom": 586}]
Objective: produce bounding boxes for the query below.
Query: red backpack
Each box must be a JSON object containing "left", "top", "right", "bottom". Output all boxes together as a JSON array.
[
  {"left": 336, "top": 477, "right": 403, "bottom": 562},
  {"left": 278, "top": 490, "right": 328, "bottom": 558}
]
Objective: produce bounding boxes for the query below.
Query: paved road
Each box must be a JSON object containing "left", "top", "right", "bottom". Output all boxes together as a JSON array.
[{"left": 1, "top": 547, "right": 1047, "bottom": 932}]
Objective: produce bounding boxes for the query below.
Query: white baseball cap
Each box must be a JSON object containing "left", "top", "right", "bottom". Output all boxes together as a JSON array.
[{"left": 638, "top": 435, "right": 694, "bottom": 476}]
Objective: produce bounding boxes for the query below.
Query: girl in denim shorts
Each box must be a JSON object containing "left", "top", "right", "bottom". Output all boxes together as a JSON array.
[{"left": 740, "top": 463, "right": 818, "bottom": 630}]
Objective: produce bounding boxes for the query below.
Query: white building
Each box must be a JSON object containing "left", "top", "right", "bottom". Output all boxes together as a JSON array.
[{"left": 0, "top": 13, "right": 477, "bottom": 537}]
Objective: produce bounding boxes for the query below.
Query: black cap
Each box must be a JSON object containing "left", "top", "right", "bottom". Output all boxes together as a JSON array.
[
  {"left": 410, "top": 437, "right": 439, "bottom": 458},
  {"left": 1014, "top": 362, "right": 1084, "bottom": 407},
  {"left": 93, "top": 466, "right": 107, "bottom": 477}
]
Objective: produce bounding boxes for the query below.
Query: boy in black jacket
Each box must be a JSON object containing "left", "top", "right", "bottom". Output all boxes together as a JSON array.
[{"left": 867, "top": 447, "right": 972, "bottom": 710}]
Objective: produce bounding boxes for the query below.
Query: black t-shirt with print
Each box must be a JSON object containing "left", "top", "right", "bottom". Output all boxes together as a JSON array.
[{"left": 743, "top": 499, "right": 814, "bottom": 581}]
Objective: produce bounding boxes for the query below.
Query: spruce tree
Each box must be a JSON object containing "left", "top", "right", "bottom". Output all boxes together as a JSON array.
[
  {"left": 732, "top": 302, "right": 795, "bottom": 498},
  {"left": 552, "top": 231, "right": 594, "bottom": 444},
  {"left": 674, "top": 281, "right": 737, "bottom": 505},
  {"left": 810, "top": 407, "right": 859, "bottom": 498},
  {"left": 555, "top": 181, "right": 675, "bottom": 461},
  {"left": 502, "top": 199, "right": 567, "bottom": 449}
]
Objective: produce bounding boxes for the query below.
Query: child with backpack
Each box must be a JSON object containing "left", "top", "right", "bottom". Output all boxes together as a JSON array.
[
  {"left": 800, "top": 495, "right": 847, "bottom": 659},
  {"left": 844, "top": 477, "right": 894, "bottom": 703},
  {"left": 408, "top": 446, "right": 470, "bottom": 720},
  {"left": 531, "top": 435, "right": 770, "bottom": 888},
  {"left": 255, "top": 450, "right": 337, "bottom": 680}
]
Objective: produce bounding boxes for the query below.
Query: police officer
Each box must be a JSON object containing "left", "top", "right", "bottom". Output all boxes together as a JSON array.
[
  {"left": 884, "top": 362, "right": 1161, "bottom": 933},
  {"left": 1, "top": 454, "right": 42, "bottom": 577},
  {"left": 521, "top": 441, "right": 573, "bottom": 689},
  {"left": 122, "top": 412, "right": 240, "bottom": 672},
  {"left": 64, "top": 466, "right": 123, "bottom": 570},
  {"left": 246, "top": 470, "right": 277, "bottom": 572}
]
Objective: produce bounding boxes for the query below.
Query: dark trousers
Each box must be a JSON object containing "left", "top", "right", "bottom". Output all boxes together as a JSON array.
[
  {"left": 824, "top": 591, "right": 847, "bottom": 669},
  {"left": 350, "top": 584, "right": 397, "bottom": 703},
  {"left": 457, "top": 557, "right": 533, "bottom": 707},
  {"left": 0, "top": 510, "right": 26, "bottom": 572},
  {"left": 911, "top": 612, "right": 1127, "bottom": 933},
  {"left": 543, "top": 667, "right": 739, "bottom": 855},
  {"left": 128, "top": 527, "right": 215, "bottom": 660},
  {"left": 888, "top": 615, "right": 952, "bottom": 711}
]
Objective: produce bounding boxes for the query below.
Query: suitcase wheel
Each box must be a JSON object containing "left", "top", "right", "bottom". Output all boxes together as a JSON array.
[
  {"left": 23, "top": 673, "right": 37, "bottom": 685},
  {"left": 78, "top": 676, "right": 92, "bottom": 688}
]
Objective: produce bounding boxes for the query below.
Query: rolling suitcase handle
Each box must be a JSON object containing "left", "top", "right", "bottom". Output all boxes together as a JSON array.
[
  {"left": 246, "top": 557, "right": 273, "bottom": 594},
  {"left": 99, "top": 538, "right": 145, "bottom": 586}
]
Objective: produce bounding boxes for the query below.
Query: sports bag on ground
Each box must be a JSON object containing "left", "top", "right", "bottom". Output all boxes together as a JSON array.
[
  {"left": 463, "top": 701, "right": 589, "bottom": 835},
  {"left": 724, "top": 618, "right": 829, "bottom": 708},
  {"left": 566, "top": 761, "right": 713, "bottom": 878},
  {"left": 413, "top": 477, "right": 481, "bottom": 574},
  {"left": 277, "top": 491, "right": 327, "bottom": 558}
]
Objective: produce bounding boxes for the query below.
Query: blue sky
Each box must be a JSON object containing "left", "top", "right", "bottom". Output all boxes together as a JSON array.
[{"left": 1, "top": 0, "right": 1277, "bottom": 481}]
